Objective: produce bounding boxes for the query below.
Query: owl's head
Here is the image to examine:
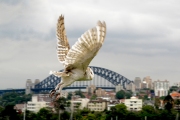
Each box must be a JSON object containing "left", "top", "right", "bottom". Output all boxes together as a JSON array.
[{"left": 86, "top": 67, "right": 94, "bottom": 80}]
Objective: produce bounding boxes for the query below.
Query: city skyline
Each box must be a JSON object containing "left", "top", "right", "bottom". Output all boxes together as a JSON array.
[{"left": 0, "top": 0, "right": 180, "bottom": 89}]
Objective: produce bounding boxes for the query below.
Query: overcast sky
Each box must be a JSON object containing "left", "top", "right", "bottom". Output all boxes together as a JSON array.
[{"left": 0, "top": 0, "right": 180, "bottom": 89}]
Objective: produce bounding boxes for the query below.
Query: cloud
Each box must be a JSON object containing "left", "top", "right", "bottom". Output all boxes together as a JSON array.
[{"left": 0, "top": 0, "right": 180, "bottom": 89}]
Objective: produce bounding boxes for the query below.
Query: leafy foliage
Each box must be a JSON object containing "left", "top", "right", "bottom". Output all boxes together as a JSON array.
[
  {"left": 90, "top": 94, "right": 97, "bottom": 100},
  {"left": 169, "top": 86, "right": 179, "bottom": 92},
  {"left": 67, "top": 90, "right": 85, "bottom": 100},
  {"left": 0, "top": 103, "right": 178, "bottom": 120},
  {"left": 0, "top": 92, "right": 32, "bottom": 106},
  {"left": 116, "top": 90, "right": 132, "bottom": 99},
  {"left": 163, "top": 95, "right": 174, "bottom": 111},
  {"left": 0, "top": 92, "right": 178, "bottom": 120},
  {"left": 75, "top": 90, "right": 85, "bottom": 98}
]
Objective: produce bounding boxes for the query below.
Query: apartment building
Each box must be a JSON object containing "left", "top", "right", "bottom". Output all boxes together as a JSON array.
[
  {"left": 124, "top": 96, "right": 142, "bottom": 111},
  {"left": 71, "top": 98, "right": 89, "bottom": 111},
  {"left": 154, "top": 80, "right": 169, "bottom": 97},
  {"left": 96, "top": 88, "right": 106, "bottom": 97},
  {"left": 88, "top": 99, "right": 107, "bottom": 111},
  {"left": 26, "top": 95, "right": 51, "bottom": 112}
]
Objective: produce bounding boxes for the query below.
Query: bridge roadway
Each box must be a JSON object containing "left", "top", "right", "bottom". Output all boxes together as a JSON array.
[{"left": 0, "top": 87, "right": 115, "bottom": 94}]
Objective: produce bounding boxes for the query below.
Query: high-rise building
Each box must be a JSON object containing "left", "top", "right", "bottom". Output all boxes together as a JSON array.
[
  {"left": 126, "top": 82, "right": 135, "bottom": 92},
  {"left": 134, "top": 77, "right": 141, "bottom": 89},
  {"left": 115, "top": 84, "right": 124, "bottom": 92},
  {"left": 86, "top": 85, "right": 96, "bottom": 94},
  {"left": 96, "top": 88, "right": 106, "bottom": 97},
  {"left": 143, "top": 76, "right": 153, "bottom": 89},
  {"left": 154, "top": 80, "right": 169, "bottom": 97},
  {"left": 141, "top": 81, "right": 148, "bottom": 89}
]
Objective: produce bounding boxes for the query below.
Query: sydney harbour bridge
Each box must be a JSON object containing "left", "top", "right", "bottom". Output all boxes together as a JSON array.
[{"left": 0, "top": 66, "right": 133, "bottom": 94}]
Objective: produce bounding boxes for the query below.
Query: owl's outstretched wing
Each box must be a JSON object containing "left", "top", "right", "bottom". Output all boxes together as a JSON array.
[
  {"left": 56, "top": 15, "right": 70, "bottom": 66},
  {"left": 64, "top": 21, "right": 106, "bottom": 70}
]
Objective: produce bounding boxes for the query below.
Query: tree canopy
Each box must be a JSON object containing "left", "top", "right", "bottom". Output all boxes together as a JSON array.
[
  {"left": 0, "top": 92, "right": 32, "bottom": 106},
  {"left": 116, "top": 90, "right": 132, "bottom": 99}
]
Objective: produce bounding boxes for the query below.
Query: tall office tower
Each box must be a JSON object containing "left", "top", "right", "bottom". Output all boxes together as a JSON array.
[
  {"left": 143, "top": 76, "right": 152, "bottom": 89},
  {"left": 154, "top": 80, "right": 169, "bottom": 97},
  {"left": 134, "top": 77, "right": 141, "bottom": 89}
]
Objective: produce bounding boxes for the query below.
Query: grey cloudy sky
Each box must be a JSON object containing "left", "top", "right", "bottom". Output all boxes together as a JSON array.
[{"left": 0, "top": 0, "right": 180, "bottom": 89}]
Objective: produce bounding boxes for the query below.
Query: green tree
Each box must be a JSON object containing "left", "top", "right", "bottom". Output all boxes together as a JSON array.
[
  {"left": 108, "top": 104, "right": 128, "bottom": 120},
  {"left": 169, "top": 86, "right": 179, "bottom": 92},
  {"left": 174, "top": 99, "right": 180, "bottom": 111},
  {"left": 116, "top": 90, "right": 132, "bottom": 99},
  {"left": 54, "top": 97, "right": 71, "bottom": 120},
  {"left": 159, "top": 109, "right": 176, "bottom": 120},
  {"left": 159, "top": 96, "right": 166, "bottom": 100},
  {"left": 126, "top": 112, "right": 141, "bottom": 120},
  {"left": 140, "top": 105, "right": 159, "bottom": 120},
  {"left": 86, "top": 113, "right": 96, "bottom": 120},
  {"left": 0, "top": 106, "right": 4, "bottom": 120},
  {"left": 67, "top": 92, "right": 72, "bottom": 100},
  {"left": 116, "top": 90, "right": 125, "bottom": 99},
  {"left": 75, "top": 90, "right": 85, "bottom": 98},
  {"left": 164, "top": 95, "right": 174, "bottom": 112},
  {"left": 60, "top": 111, "right": 70, "bottom": 120},
  {"left": 0, "top": 92, "right": 32, "bottom": 106},
  {"left": 154, "top": 97, "right": 161, "bottom": 109},
  {"left": 1, "top": 105, "right": 20, "bottom": 120},
  {"left": 36, "top": 108, "right": 52, "bottom": 120},
  {"left": 25, "top": 110, "right": 37, "bottom": 120},
  {"left": 90, "top": 94, "right": 97, "bottom": 100},
  {"left": 73, "top": 108, "right": 91, "bottom": 120}
]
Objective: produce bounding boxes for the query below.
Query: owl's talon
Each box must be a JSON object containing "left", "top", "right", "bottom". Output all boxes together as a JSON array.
[
  {"left": 51, "top": 92, "right": 61, "bottom": 101},
  {"left": 49, "top": 89, "right": 56, "bottom": 98},
  {"left": 56, "top": 94, "right": 61, "bottom": 100}
]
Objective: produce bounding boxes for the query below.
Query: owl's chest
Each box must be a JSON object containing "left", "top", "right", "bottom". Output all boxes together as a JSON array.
[{"left": 71, "top": 69, "right": 86, "bottom": 80}]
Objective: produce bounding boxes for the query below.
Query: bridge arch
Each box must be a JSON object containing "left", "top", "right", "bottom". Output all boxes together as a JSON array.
[{"left": 34, "top": 66, "right": 133, "bottom": 89}]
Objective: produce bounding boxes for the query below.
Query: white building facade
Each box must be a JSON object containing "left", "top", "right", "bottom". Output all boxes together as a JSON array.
[
  {"left": 26, "top": 95, "right": 51, "bottom": 112},
  {"left": 126, "top": 83, "right": 135, "bottom": 92},
  {"left": 115, "top": 84, "right": 124, "bottom": 92},
  {"left": 154, "top": 80, "right": 169, "bottom": 97},
  {"left": 71, "top": 98, "right": 89, "bottom": 111},
  {"left": 124, "top": 97, "right": 142, "bottom": 111}
]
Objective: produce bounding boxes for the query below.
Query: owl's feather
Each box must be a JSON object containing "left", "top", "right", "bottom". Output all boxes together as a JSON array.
[
  {"left": 57, "top": 15, "right": 70, "bottom": 65},
  {"left": 56, "top": 15, "right": 106, "bottom": 71},
  {"left": 50, "top": 15, "right": 106, "bottom": 101},
  {"left": 64, "top": 21, "right": 106, "bottom": 70}
]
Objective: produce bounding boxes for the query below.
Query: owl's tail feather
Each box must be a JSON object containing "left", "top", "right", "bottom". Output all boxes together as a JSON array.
[{"left": 49, "top": 70, "right": 70, "bottom": 77}]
